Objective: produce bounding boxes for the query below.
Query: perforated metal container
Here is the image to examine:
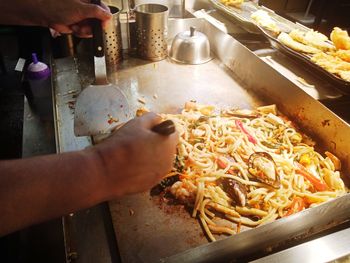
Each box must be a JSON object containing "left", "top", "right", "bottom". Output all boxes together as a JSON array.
[
  {"left": 104, "top": 6, "right": 123, "bottom": 67},
  {"left": 135, "top": 4, "right": 169, "bottom": 61}
]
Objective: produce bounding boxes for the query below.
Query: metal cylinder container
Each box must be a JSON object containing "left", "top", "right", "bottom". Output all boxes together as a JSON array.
[
  {"left": 135, "top": 4, "right": 169, "bottom": 61},
  {"left": 104, "top": 6, "right": 123, "bottom": 67}
]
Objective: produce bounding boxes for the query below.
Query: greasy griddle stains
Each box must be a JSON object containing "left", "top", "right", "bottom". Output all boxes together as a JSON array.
[
  {"left": 295, "top": 107, "right": 306, "bottom": 122},
  {"left": 322, "top": 119, "right": 331, "bottom": 127},
  {"left": 151, "top": 191, "right": 236, "bottom": 242},
  {"left": 151, "top": 191, "right": 193, "bottom": 219},
  {"left": 67, "top": 100, "right": 75, "bottom": 110},
  {"left": 150, "top": 191, "right": 211, "bottom": 244},
  {"left": 107, "top": 114, "right": 119, "bottom": 125},
  {"left": 330, "top": 141, "right": 337, "bottom": 151}
]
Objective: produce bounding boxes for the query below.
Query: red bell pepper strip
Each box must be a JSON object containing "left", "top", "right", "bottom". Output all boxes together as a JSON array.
[
  {"left": 216, "top": 157, "right": 234, "bottom": 175},
  {"left": 235, "top": 120, "right": 257, "bottom": 145},
  {"left": 295, "top": 162, "right": 329, "bottom": 192},
  {"left": 285, "top": 197, "right": 305, "bottom": 217}
]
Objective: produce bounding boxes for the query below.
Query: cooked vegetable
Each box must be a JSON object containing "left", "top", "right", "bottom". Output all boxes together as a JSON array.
[
  {"left": 284, "top": 197, "right": 305, "bottom": 217},
  {"left": 235, "top": 120, "right": 257, "bottom": 145},
  {"left": 325, "top": 151, "right": 341, "bottom": 170},
  {"left": 222, "top": 109, "right": 259, "bottom": 119},
  {"left": 295, "top": 162, "right": 329, "bottom": 191},
  {"left": 216, "top": 157, "right": 234, "bottom": 175},
  {"left": 299, "top": 154, "right": 311, "bottom": 167},
  {"left": 174, "top": 155, "right": 185, "bottom": 173}
]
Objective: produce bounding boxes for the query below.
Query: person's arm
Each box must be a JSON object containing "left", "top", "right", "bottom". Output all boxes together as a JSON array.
[
  {"left": 0, "top": 0, "right": 112, "bottom": 37},
  {"left": 0, "top": 113, "right": 178, "bottom": 236}
]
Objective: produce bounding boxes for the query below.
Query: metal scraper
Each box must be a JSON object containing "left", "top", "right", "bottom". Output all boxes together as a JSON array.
[{"left": 74, "top": 0, "right": 131, "bottom": 136}]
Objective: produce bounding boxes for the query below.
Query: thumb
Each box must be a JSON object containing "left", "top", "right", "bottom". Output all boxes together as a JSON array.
[
  {"left": 50, "top": 24, "right": 73, "bottom": 34},
  {"left": 82, "top": 4, "right": 112, "bottom": 21}
]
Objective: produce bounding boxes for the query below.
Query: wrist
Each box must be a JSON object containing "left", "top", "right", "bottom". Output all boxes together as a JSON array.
[
  {"left": 89, "top": 142, "right": 129, "bottom": 200},
  {"left": 76, "top": 148, "right": 111, "bottom": 204}
]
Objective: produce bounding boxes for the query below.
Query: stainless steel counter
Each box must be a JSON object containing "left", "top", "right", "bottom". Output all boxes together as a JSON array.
[{"left": 251, "top": 227, "right": 350, "bottom": 263}]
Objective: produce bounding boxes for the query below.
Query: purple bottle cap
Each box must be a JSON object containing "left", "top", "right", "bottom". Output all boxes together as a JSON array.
[{"left": 27, "top": 53, "right": 51, "bottom": 80}]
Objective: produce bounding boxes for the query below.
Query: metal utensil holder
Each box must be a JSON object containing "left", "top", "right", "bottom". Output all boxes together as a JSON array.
[
  {"left": 104, "top": 5, "right": 123, "bottom": 67},
  {"left": 135, "top": 4, "right": 169, "bottom": 61}
]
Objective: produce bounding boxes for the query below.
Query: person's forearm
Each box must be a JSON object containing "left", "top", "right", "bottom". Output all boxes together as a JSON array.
[
  {"left": 0, "top": 113, "right": 178, "bottom": 236},
  {"left": 0, "top": 149, "right": 110, "bottom": 236}
]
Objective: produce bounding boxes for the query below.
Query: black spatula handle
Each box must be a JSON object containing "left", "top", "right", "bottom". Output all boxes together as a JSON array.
[
  {"left": 91, "top": 0, "right": 104, "bottom": 57},
  {"left": 152, "top": 120, "right": 176, "bottom": 136}
]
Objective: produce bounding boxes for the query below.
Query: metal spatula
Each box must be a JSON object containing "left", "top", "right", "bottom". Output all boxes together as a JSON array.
[{"left": 74, "top": 0, "right": 131, "bottom": 136}]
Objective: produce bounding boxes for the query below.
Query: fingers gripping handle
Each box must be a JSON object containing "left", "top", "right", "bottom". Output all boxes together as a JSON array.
[
  {"left": 91, "top": 0, "right": 104, "bottom": 57},
  {"left": 152, "top": 120, "right": 176, "bottom": 136}
]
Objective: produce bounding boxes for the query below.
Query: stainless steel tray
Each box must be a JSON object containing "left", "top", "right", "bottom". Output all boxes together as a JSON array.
[
  {"left": 103, "top": 18, "right": 350, "bottom": 263},
  {"left": 257, "top": 26, "right": 350, "bottom": 95},
  {"left": 210, "top": 0, "right": 350, "bottom": 95},
  {"left": 208, "top": 0, "right": 295, "bottom": 34},
  {"left": 208, "top": 0, "right": 260, "bottom": 33}
]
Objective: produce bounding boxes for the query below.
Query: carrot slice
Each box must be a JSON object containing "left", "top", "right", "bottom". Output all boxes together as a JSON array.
[
  {"left": 295, "top": 162, "right": 329, "bottom": 191},
  {"left": 285, "top": 197, "right": 305, "bottom": 217}
]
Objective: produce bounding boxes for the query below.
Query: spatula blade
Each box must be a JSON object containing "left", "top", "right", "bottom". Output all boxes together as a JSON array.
[{"left": 74, "top": 84, "right": 131, "bottom": 136}]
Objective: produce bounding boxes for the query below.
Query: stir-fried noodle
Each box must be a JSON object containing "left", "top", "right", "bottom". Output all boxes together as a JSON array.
[{"left": 162, "top": 102, "right": 347, "bottom": 241}]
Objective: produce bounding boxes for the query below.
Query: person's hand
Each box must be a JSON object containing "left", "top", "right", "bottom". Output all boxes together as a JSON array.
[
  {"left": 39, "top": 0, "right": 112, "bottom": 38},
  {"left": 92, "top": 113, "right": 179, "bottom": 197},
  {"left": 0, "top": 0, "right": 111, "bottom": 37}
]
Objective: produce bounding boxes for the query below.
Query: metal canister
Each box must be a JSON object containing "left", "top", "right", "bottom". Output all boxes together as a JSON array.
[
  {"left": 134, "top": 4, "right": 169, "bottom": 61},
  {"left": 104, "top": 5, "right": 123, "bottom": 67}
]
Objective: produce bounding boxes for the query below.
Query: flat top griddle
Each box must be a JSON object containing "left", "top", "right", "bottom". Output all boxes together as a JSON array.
[
  {"left": 54, "top": 17, "right": 350, "bottom": 263},
  {"left": 104, "top": 18, "right": 350, "bottom": 263}
]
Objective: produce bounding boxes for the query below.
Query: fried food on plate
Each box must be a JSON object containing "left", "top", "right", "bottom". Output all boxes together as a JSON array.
[
  {"left": 220, "top": 0, "right": 243, "bottom": 7},
  {"left": 311, "top": 52, "right": 350, "bottom": 81},
  {"left": 289, "top": 29, "right": 335, "bottom": 52},
  {"left": 331, "top": 49, "right": 350, "bottom": 63},
  {"left": 277, "top": 32, "right": 320, "bottom": 54},
  {"left": 251, "top": 10, "right": 280, "bottom": 34},
  {"left": 330, "top": 27, "right": 350, "bottom": 50},
  {"left": 312, "top": 52, "right": 350, "bottom": 72}
]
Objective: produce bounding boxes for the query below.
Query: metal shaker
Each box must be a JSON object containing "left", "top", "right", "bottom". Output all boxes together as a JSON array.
[
  {"left": 104, "top": 5, "right": 123, "bottom": 67},
  {"left": 134, "top": 4, "right": 169, "bottom": 61}
]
